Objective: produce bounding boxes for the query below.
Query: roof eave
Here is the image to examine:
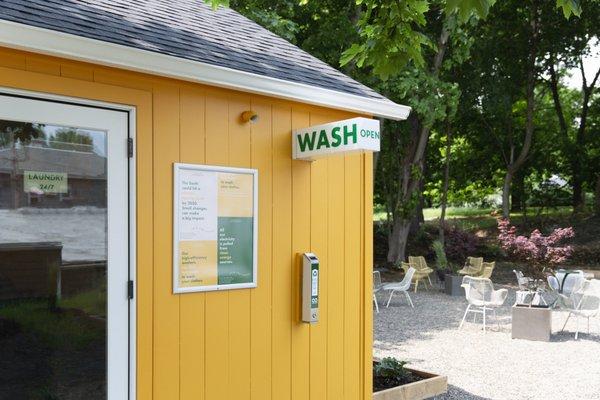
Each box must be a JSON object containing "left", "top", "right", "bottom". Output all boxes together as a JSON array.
[{"left": 0, "top": 19, "right": 410, "bottom": 120}]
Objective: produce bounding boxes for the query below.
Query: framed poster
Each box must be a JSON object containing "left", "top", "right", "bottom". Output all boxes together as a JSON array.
[{"left": 173, "top": 163, "right": 258, "bottom": 293}]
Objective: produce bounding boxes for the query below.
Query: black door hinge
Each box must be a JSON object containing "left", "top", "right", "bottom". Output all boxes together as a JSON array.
[
  {"left": 127, "top": 138, "right": 133, "bottom": 158},
  {"left": 127, "top": 280, "right": 134, "bottom": 300}
]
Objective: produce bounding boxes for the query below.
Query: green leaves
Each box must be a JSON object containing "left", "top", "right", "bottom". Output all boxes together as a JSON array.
[
  {"left": 555, "top": 0, "right": 582, "bottom": 19},
  {"left": 374, "top": 357, "right": 411, "bottom": 380},
  {"left": 204, "top": 0, "right": 228, "bottom": 10},
  {"left": 446, "top": 0, "right": 494, "bottom": 22},
  {"left": 339, "top": 0, "right": 493, "bottom": 79},
  {"left": 339, "top": 0, "right": 433, "bottom": 78}
]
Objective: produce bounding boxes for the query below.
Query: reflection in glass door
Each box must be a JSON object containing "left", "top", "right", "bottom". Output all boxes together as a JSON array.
[{"left": 0, "top": 94, "right": 130, "bottom": 400}]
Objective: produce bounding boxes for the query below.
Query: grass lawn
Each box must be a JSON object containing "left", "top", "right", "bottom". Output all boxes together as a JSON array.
[
  {"left": 375, "top": 205, "right": 574, "bottom": 222},
  {"left": 0, "top": 293, "right": 106, "bottom": 400},
  {"left": 0, "top": 288, "right": 106, "bottom": 349},
  {"left": 59, "top": 286, "right": 106, "bottom": 318}
]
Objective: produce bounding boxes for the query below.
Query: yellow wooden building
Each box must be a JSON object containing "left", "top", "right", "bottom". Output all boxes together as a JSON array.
[{"left": 0, "top": 1, "right": 409, "bottom": 399}]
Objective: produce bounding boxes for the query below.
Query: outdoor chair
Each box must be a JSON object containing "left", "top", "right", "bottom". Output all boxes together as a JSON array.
[
  {"left": 382, "top": 267, "right": 416, "bottom": 308},
  {"left": 373, "top": 270, "right": 383, "bottom": 313},
  {"left": 547, "top": 275, "right": 573, "bottom": 309},
  {"left": 514, "top": 270, "right": 546, "bottom": 306},
  {"left": 547, "top": 271, "right": 586, "bottom": 307},
  {"left": 400, "top": 256, "right": 434, "bottom": 292},
  {"left": 458, "top": 257, "right": 483, "bottom": 276},
  {"left": 478, "top": 261, "right": 496, "bottom": 279},
  {"left": 514, "top": 270, "right": 533, "bottom": 290},
  {"left": 459, "top": 276, "right": 508, "bottom": 333},
  {"left": 560, "top": 279, "right": 600, "bottom": 340},
  {"left": 555, "top": 270, "right": 586, "bottom": 296}
]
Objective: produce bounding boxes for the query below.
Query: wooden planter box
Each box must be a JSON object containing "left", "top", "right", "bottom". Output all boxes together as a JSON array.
[
  {"left": 444, "top": 274, "right": 465, "bottom": 297},
  {"left": 511, "top": 305, "right": 552, "bottom": 342},
  {"left": 373, "top": 368, "right": 448, "bottom": 400}
]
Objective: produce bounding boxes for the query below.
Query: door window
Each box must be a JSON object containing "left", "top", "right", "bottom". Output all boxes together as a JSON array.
[{"left": 0, "top": 94, "right": 130, "bottom": 400}]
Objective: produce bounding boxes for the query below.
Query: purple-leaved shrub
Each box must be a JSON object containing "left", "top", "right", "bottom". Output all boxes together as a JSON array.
[{"left": 497, "top": 218, "right": 574, "bottom": 275}]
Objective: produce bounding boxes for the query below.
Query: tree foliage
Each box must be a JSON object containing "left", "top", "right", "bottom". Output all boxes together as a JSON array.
[{"left": 204, "top": 0, "right": 600, "bottom": 262}]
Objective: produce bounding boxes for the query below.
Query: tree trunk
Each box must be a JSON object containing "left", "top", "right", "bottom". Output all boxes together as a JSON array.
[
  {"left": 439, "top": 123, "right": 452, "bottom": 244},
  {"left": 595, "top": 175, "right": 600, "bottom": 216},
  {"left": 373, "top": 151, "right": 379, "bottom": 180},
  {"left": 387, "top": 218, "right": 411, "bottom": 264},
  {"left": 548, "top": 55, "right": 600, "bottom": 213},
  {"left": 409, "top": 202, "right": 422, "bottom": 235},
  {"left": 11, "top": 137, "right": 20, "bottom": 209},
  {"left": 572, "top": 91, "right": 589, "bottom": 213},
  {"left": 511, "top": 172, "right": 525, "bottom": 212},
  {"left": 501, "top": 1, "right": 538, "bottom": 218},
  {"left": 572, "top": 163, "right": 585, "bottom": 212},
  {"left": 409, "top": 174, "right": 426, "bottom": 235},
  {"left": 502, "top": 169, "right": 514, "bottom": 219},
  {"left": 386, "top": 26, "right": 450, "bottom": 265}
]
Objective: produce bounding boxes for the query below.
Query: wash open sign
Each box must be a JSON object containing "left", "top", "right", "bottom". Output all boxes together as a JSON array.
[
  {"left": 24, "top": 171, "right": 68, "bottom": 194},
  {"left": 292, "top": 117, "right": 380, "bottom": 161}
]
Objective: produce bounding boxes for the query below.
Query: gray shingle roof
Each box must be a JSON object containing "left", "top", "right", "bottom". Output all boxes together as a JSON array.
[
  {"left": 0, "top": 145, "right": 106, "bottom": 179},
  {"left": 0, "top": 0, "right": 386, "bottom": 101}
]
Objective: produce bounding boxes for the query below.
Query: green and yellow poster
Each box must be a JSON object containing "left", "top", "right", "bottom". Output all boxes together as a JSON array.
[{"left": 173, "top": 164, "right": 257, "bottom": 293}]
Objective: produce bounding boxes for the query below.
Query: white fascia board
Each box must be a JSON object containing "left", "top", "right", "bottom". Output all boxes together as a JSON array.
[{"left": 0, "top": 20, "right": 411, "bottom": 120}]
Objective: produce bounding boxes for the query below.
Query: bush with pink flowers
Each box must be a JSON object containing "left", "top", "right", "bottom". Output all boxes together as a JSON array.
[{"left": 497, "top": 218, "right": 574, "bottom": 275}]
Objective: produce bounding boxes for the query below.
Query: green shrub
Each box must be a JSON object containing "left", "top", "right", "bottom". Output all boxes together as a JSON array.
[
  {"left": 374, "top": 357, "right": 411, "bottom": 381},
  {"left": 373, "top": 357, "right": 421, "bottom": 392},
  {"left": 432, "top": 240, "right": 448, "bottom": 270},
  {"left": 0, "top": 300, "right": 103, "bottom": 349}
]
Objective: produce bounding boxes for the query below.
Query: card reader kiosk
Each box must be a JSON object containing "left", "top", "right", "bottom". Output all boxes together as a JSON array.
[{"left": 302, "top": 253, "right": 319, "bottom": 323}]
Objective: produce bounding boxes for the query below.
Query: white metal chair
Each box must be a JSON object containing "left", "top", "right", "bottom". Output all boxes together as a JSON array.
[
  {"left": 555, "top": 270, "right": 586, "bottom": 295},
  {"left": 373, "top": 270, "right": 383, "bottom": 313},
  {"left": 548, "top": 273, "right": 586, "bottom": 310},
  {"left": 459, "top": 276, "right": 508, "bottom": 332},
  {"left": 513, "top": 270, "right": 532, "bottom": 290},
  {"left": 561, "top": 279, "right": 600, "bottom": 339},
  {"left": 382, "top": 267, "right": 416, "bottom": 308},
  {"left": 513, "top": 270, "right": 546, "bottom": 306}
]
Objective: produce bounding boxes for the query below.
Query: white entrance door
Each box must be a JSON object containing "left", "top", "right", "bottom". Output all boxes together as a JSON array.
[{"left": 0, "top": 93, "right": 130, "bottom": 399}]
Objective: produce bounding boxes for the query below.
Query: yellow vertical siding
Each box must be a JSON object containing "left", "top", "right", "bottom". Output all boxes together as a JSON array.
[
  {"left": 344, "top": 154, "right": 362, "bottom": 399},
  {"left": 271, "top": 104, "right": 294, "bottom": 400},
  {"left": 0, "top": 47, "right": 374, "bottom": 400},
  {"left": 327, "top": 153, "right": 345, "bottom": 400},
  {"left": 249, "top": 98, "right": 273, "bottom": 400},
  {"left": 228, "top": 94, "right": 252, "bottom": 400},
  {"left": 152, "top": 83, "right": 181, "bottom": 399},
  {"left": 309, "top": 113, "right": 329, "bottom": 400},
  {"left": 179, "top": 86, "right": 207, "bottom": 400},
  {"left": 204, "top": 92, "right": 231, "bottom": 400},
  {"left": 291, "top": 109, "right": 311, "bottom": 400}
]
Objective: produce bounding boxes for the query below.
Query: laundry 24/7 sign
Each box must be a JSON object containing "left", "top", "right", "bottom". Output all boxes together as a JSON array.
[
  {"left": 292, "top": 117, "right": 380, "bottom": 161},
  {"left": 24, "top": 170, "right": 68, "bottom": 194}
]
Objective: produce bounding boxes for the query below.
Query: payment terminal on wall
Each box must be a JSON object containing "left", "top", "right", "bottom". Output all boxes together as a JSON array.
[{"left": 302, "top": 253, "right": 319, "bottom": 323}]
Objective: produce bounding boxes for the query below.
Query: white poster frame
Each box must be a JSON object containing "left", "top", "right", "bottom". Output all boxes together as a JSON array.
[{"left": 173, "top": 163, "right": 258, "bottom": 293}]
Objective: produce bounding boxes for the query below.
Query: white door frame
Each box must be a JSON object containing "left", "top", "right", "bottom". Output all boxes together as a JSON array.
[{"left": 0, "top": 88, "right": 137, "bottom": 400}]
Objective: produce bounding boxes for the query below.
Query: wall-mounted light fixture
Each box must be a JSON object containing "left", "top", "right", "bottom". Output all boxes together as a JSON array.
[{"left": 241, "top": 110, "right": 259, "bottom": 124}]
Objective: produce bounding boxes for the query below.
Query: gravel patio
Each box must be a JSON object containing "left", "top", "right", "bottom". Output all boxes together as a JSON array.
[{"left": 374, "top": 284, "right": 600, "bottom": 400}]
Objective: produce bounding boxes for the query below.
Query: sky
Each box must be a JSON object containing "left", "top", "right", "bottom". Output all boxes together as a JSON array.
[{"left": 564, "top": 39, "right": 600, "bottom": 89}]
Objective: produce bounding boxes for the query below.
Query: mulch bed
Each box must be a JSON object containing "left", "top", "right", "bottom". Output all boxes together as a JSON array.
[{"left": 374, "top": 370, "right": 423, "bottom": 392}]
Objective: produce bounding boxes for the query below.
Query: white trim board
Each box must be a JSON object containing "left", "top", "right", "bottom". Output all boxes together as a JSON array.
[
  {"left": 0, "top": 91, "right": 135, "bottom": 399},
  {"left": 0, "top": 19, "right": 411, "bottom": 120}
]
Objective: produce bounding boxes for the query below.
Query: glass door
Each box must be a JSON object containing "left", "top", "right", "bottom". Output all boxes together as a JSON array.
[{"left": 0, "top": 93, "right": 130, "bottom": 399}]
